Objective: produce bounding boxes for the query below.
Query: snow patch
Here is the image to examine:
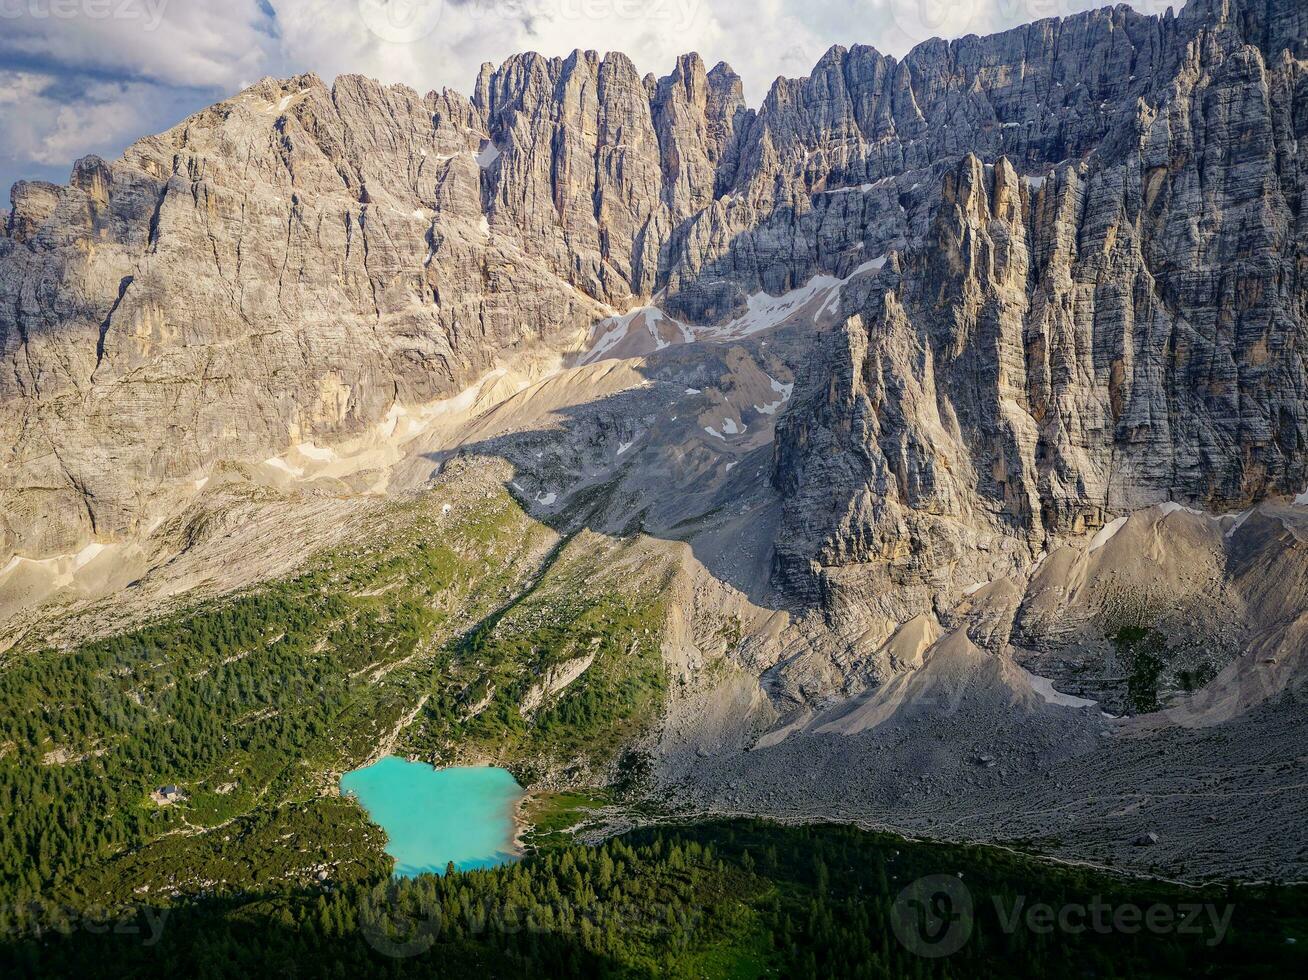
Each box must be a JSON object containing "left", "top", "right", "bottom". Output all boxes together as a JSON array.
[
  {"left": 583, "top": 311, "right": 634, "bottom": 363},
  {"left": 582, "top": 255, "right": 890, "bottom": 361},
  {"left": 536, "top": 492, "right": 557, "bottom": 506},
  {"left": 716, "top": 272, "right": 841, "bottom": 338},
  {"left": 851, "top": 254, "right": 888, "bottom": 275},
  {"left": 616, "top": 440, "right": 633, "bottom": 456},
  {"left": 1088, "top": 516, "right": 1128, "bottom": 553},
  {"left": 576, "top": 305, "right": 698, "bottom": 363},
  {"left": 476, "top": 142, "right": 501, "bottom": 168},
  {"left": 263, "top": 457, "right": 305, "bottom": 478},
  {"left": 754, "top": 379, "right": 792, "bottom": 415},
  {"left": 819, "top": 183, "right": 875, "bottom": 195},
  {"left": 296, "top": 442, "right": 337, "bottom": 462},
  {"left": 1224, "top": 509, "right": 1253, "bottom": 539},
  {"left": 269, "top": 88, "right": 314, "bottom": 115},
  {"left": 704, "top": 426, "right": 725, "bottom": 440},
  {"left": 72, "top": 543, "right": 104, "bottom": 569},
  {"left": 1, "top": 542, "right": 109, "bottom": 580},
  {"left": 962, "top": 581, "right": 989, "bottom": 596},
  {"left": 365, "top": 369, "right": 506, "bottom": 448},
  {"left": 1020, "top": 666, "right": 1098, "bottom": 709}
]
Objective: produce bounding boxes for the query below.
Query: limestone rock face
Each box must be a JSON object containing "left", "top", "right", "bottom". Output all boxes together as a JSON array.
[
  {"left": 0, "top": 72, "right": 611, "bottom": 555},
  {"left": 1, "top": 0, "right": 1305, "bottom": 627},
  {"left": 773, "top": 0, "right": 1308, "bottom": 622}
]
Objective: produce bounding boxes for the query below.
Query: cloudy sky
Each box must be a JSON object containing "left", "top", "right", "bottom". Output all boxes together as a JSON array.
[{"left": 1, "top": 0, "right": 1139, "bottom": 194}]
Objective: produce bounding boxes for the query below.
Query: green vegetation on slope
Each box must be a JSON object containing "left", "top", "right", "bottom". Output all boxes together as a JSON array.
[
  {"left": 0, "top": 476, "right": 675, "bottom": 915},
  {"left": 403, "top": 537, "right": 672, "bottom": 776},
  {"left": 4, "top": 473, "right": 1301, "bottom": 979},
  {"left": 4, "top": 820, "right": 1304, "bottom": 979},
  {"left": 521, "top": 789, "right": 616, "bottom": 848},
  {"left": 1111, "top": 626, "right": 1169, "bottom": 714}
]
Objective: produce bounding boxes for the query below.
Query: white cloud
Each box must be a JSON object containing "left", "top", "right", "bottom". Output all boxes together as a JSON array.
[
  {"left": 0, "top": 70, "right": 207, "bottom": 199},
  {"left": 1, "top": 0, "right": 1159, "bottom": 193},
  {"left": 0, "top": 0, "right": 276, "bottom": 89},
  {"left": 264, "top": 0, "right": 1126, "bottom": 104}
]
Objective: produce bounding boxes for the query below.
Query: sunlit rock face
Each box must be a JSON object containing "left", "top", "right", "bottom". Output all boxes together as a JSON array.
[{"left": 2, "top": 0, "right": 1305, "bottom": 632}]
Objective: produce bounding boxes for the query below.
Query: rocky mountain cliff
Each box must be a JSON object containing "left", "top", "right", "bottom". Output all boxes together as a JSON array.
[
  {"left": 2, "top": 1, "right": 1307, "bottom": 886},
  {"left": 2, "top": 0, "right": 1306, "bottom": 627}
]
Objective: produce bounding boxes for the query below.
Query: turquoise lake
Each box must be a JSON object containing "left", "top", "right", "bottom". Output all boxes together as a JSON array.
[{"left": 340, "top": 757, "right": 524, "bottom": 877}]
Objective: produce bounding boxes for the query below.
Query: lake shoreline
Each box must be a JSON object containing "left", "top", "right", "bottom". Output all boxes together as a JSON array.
[
  {"left": 340, "top": 756, "right": 525, "bottom": 876},
  {"left": 511, "top": 791, "right": 532, "bottom": 856}
]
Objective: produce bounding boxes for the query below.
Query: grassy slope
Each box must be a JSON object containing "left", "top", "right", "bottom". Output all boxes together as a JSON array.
[
  {"left": 4, "top": 476, "right": 1304, "bottom": 978},
  {"left": 0, "top": 473, "right": 676, "bottom": 914}
]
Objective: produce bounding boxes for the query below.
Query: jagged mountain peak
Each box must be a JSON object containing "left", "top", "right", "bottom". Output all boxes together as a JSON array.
[
  {"left": 1, "top": 0, "right": 1304, "bottom": 603},
  {"left": 2, "top": 0, "right": 1307, "bottom": 899}
]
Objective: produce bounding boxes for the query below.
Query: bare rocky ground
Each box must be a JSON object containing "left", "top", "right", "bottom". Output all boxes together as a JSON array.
[
  {"left": 1, "top": 2, "right": 1306, "bottom": 915},
  {"left": 658, "top": 674, "right": 1307, "bottom": 882},
  {"left": 4, "top": 306, "right": 1305, "bottom": 886},
  {"left": 647, "top": 442, "right": 1308, "bottom": 882}
]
